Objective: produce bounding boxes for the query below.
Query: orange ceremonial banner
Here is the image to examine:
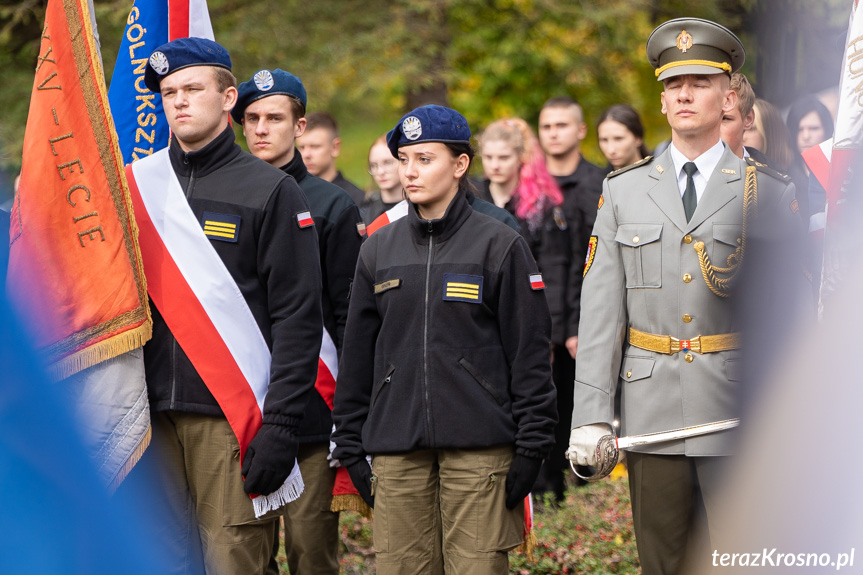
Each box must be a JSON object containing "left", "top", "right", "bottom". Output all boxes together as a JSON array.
[{"left": 7, "top": 0, "right": 151, "bottom": 380}]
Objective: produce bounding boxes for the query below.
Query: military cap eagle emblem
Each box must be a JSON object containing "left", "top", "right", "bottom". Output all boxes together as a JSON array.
[
  {"left": 403, "top": 116, "right": 423, "bottom": 140},
  {"left": 676, "top": 30, "right": 693, "bottom": 53},
  {"left": 149, "top": 51, "right": 170, "bottom": 75},
  {"left": 253, "top": 70, "right": 274, "bottom": 91}
]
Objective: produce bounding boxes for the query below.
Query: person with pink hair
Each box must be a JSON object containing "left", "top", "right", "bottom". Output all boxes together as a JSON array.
[{"left": 479, "top": 117, "right": 577, "bottom": 503}]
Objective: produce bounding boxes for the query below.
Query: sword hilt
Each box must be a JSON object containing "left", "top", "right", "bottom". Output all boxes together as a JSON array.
[{"left": 569, "top": 434, "right": 619, "bottom": 482}]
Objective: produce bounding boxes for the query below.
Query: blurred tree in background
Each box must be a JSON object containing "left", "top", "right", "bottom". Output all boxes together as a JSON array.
[{"left": 0, "top": 0, "right": 851, "bottom": 191}]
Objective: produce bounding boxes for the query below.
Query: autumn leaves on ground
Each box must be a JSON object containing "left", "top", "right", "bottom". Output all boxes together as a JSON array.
[{"left": 275, "top": 475, "right": 639, "bottom": 574}]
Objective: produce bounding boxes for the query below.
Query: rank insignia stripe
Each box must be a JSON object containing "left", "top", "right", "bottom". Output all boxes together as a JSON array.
[
  {"left": 201, "top": 211, "right": 241, "bottom": 243},
  {"left": 597, "top": 195, "right": 605, "bottom": 210},
  {"left": 374, "top": 279, "right": 401, "bottom": 294},
  {"left": 790, "top": 199, "right": 799, "bottom": 214},
  {"left": 529, "top": 273, "right": 545, "bottom": 290},
  {"left": 296, "top": 211, "right": 314, "bottom": 228},
  {"left": 442, "top": 273, "right": 483, "bottom": 303},
  {"left": 584, "top": 236, "right": 598, "bottom": 277}
]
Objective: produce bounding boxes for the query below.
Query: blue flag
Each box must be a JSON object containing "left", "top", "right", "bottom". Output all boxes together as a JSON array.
[{"left": 108, "top": 0, "right": 170, "bottom": 164}]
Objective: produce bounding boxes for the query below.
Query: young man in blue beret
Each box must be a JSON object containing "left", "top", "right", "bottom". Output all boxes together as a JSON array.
[
  {"left": 135, "top": 38, "right": 323, "bottom": 575},
  {"left": 233, "top": 68, "right": 364, "bottom": 575}
]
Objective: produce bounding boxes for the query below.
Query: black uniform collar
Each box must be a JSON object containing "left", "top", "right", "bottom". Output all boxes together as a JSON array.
[
  {"left": 554, "top": 153, "right": 590, "bottom": 187},
  {"left": 279, "top": 150, "right": 309, "bottom": 184},
  {"left": 408, "top": 188, "right": 472, "bottom": 244},
  {"left": 168, "top": 124, "right": 241, "bottom": 178}
]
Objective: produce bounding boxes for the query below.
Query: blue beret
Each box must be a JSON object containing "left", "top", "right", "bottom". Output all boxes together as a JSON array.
[
  {"left": 386, "top": 105, "right": 471, "bottom": 158},
  {"left": 232, "top": 69, "right": 307, "bottom": 123},
  {"left": 144, "top": 37, "right": 232, "bottom": 93}
]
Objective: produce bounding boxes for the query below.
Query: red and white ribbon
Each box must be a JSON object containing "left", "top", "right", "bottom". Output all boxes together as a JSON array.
[{"left": 127, "top": 149, "right": 303, "bottom": 517}]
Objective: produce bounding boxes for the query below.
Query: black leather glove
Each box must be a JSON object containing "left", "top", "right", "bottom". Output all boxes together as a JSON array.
[
  {"left": 505, "top": 454, "right": 542, "bottom": 510},
  {"left": 346, "top": 458, "right": 374, "bottom": 508},
  {"left": 241, "top": 423, "right": 298, "bottom": 496}
]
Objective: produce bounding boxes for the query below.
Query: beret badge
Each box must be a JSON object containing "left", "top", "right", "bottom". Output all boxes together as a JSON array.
[
  {"left": 149, "top": 51, "right": 169, "bottom": 75},
  {"left": 253, "top": 70, "right": 275, "bottom": 91},
  {"left": 403, "top": 116, "right": 422, "bottom": 141}
]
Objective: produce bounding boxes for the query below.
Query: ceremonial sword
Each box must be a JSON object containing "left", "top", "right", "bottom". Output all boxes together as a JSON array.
[{"left": 568, "top": 418, "right": 740, "bottom": 482}]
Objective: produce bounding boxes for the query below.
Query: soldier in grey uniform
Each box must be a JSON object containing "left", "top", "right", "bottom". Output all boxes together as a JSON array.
[{"left": 567, "top": 18, "right": 803, "bottom": 575}]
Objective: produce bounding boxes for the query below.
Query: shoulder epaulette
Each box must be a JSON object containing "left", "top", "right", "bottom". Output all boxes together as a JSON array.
[
  {"left": 607, "top": 155, "right": 654, "bottom": 179},
  {"left": 745, "top": 157, "right": 791, "bottom": 182}
]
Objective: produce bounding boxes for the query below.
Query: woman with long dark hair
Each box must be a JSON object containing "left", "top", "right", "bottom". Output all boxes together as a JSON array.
[{"left": 596, "top": 104, "right": 650, "bottom": 172}]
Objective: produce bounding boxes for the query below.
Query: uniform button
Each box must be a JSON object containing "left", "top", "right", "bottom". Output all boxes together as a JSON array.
[
  {"left": 683, "top": 273, "right": 692, "bottom": 283},
  {"left": 682, "top": 314, "right": 692, "bottom": 323},
  {"left": 683, "top": 235, "right": 693, "bottom": 244},
  {"left": 626, "top": 370, "right": 632, "bottom": 378},
  {"left": 632, "top": 235, "right": 640, "bottom": 244},
  {"left": 685, "top": 353, "right": 694, "bottom": 363}
]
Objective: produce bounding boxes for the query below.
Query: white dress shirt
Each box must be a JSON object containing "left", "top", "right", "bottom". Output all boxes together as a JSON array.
[{"left": 668, "top": 140, "right": 726, "bottom": 203}]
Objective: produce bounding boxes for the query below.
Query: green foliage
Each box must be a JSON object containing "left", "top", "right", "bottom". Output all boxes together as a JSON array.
[{"left": 0, "top": 0, "right": 851, "bottom": 181}]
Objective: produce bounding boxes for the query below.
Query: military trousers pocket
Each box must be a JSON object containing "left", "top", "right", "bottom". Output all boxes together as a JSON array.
[{"left": 439, "top": 446, "right": 523, "bottom": 553}]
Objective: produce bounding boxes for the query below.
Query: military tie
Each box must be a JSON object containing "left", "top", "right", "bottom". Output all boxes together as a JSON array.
[{"left": 682, "top": 161, "right": 698, "bottom": 222}]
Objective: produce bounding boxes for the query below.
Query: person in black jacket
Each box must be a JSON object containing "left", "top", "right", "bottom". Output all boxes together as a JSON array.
[
  {"left": 233, "top": 69, "right": 363, "bottom": 575},
  {"left": 137, "top": 39, "right": 323, "bottom": 575},
  {"left": 332, "top": 105, "right": 557, "bottom": 574},
  {"left": 479, "top": 117, "right": 574, "bottom": 503}
]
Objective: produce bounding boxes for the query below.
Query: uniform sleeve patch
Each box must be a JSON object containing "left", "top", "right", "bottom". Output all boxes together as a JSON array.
[
  {"left": 296, "top": 211, "right": 315, "bottom": 228},
  {"left": 529, "top": 273, "right": 545, "bottom": 290},
  {"left": 443, "top": 273, "right": 483, "bottom": 303},
  {"left": 357, "top": 222, "right": 367, "bottom": 237},
  {"left": 202, "top": 211, "right": 240, "bottom": 243},
  {"left": 374, "top": 279, "right": 401, "bottom": 294},
  {"left": 597, "top": 195, "right": 605, "bottom": 210},
  {"left": 583, "top": 236, "right": 598, "bottom": 277},
  {"left": 790, "top": 199, "right": 799, "bottom": 214}
]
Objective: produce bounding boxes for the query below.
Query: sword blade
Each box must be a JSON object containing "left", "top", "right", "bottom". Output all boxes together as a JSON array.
[{"left": 616, "top": 418, "right": 739, "bottom": 450}]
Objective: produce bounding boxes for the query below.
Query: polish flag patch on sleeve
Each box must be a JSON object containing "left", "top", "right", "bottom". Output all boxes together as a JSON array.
[
  {"left": 296, "top": 211, "right": 314, "bottom": 228},
  {"left": 529, "top": 273, "right": 545, "bottom": 290}
]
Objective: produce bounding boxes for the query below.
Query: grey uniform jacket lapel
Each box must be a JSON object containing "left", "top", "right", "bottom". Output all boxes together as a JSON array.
[
  {"left": 685, "top": 146, "right": 741, "bottom": 233},
  {"left": 646, "top": 146, "right": 742, "bottom": 234},
  {"left": 647, "top": 149, "right": 688, "bottom": 233}
]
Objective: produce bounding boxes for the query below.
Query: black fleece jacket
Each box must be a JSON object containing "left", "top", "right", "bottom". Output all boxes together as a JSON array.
[
  {"left": 553, "top": 156, "right": 606, "bottom": 334},
  {"left": 332, "top": 189, "right": 557, "bottom": 465},
  {"left": 280, "top": 152, "right": 363, "bottom": 443},
  {"left": 144, "top": 126, "right": 323, "bottom": 431}
]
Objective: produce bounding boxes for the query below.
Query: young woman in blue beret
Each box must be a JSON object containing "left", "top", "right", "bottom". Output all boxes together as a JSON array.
[{"left": 332, "top": 105, "right": 557, "bottom": 574}]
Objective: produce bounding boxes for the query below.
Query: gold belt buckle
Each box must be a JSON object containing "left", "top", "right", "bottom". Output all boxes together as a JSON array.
[{"left": 669, "top": 335, "right": 702, "bottom": 354}]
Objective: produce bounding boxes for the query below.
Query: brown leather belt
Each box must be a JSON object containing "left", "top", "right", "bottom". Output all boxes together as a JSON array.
[{"left": 628, "top": 327, "right": 741, "bottom": 355}]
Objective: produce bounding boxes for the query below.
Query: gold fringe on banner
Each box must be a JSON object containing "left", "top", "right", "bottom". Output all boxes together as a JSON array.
[
  {"left": 108, "top": 424, "right": 151, "bottom": 495},
  {"left": 330, "top": 494, "right": 373, "bottom": 519},
  {"left": 513, "top": 529, "right": 538, "bottom": 561},
  {"left": 47, "top": 322, "right": 152, "bottom": 382}
]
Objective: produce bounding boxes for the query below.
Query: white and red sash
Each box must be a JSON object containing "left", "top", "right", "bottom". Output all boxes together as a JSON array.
[{"left": 126, "top": 148, "right": 302, "bottom": 517}]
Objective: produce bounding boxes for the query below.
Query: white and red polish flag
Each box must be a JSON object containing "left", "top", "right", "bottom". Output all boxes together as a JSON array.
[
  {"left": 126, "top": 149, "right": 303, "bottom": 517},
  {"left": 818, "top": 0, "right": 863, "bottom": 313}
]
